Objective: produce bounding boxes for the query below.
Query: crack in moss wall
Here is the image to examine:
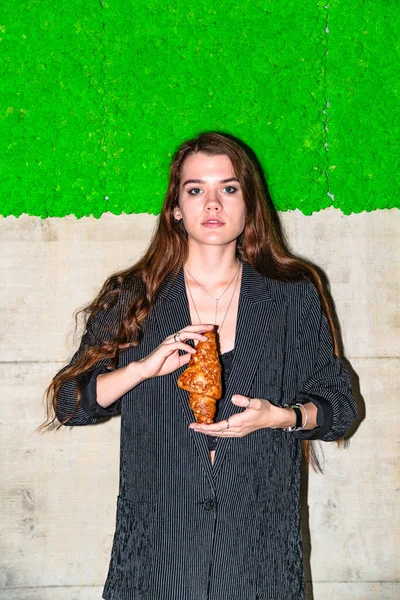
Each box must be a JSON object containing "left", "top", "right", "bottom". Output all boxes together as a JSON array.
[
  {"left": 322, "top": 4, "right": 333, "bottom": 204},
  {"left": 0, "top": 0, "right": 398, "bottom": 217}
]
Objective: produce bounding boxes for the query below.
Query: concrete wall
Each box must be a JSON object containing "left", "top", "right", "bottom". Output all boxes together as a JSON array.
[{"left": 1, "top": 209, "right": 399, "bottom": 599}]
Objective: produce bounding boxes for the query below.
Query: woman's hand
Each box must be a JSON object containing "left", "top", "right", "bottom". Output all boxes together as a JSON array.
[
  {"left": 189, "top": 394, "right": 297, "bottom": 437},
  {"left": 138, "top": 324, "right": 214, "bottom": 380}
]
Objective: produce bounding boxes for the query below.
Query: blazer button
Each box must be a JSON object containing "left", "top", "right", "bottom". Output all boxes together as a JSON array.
[{"left": 203, "top": 498, "right": 215, "bottom": 511}]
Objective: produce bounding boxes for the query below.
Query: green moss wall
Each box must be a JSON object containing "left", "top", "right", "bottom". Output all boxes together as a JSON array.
[{"left": 1, "top": 1, "right": 398, "bottom": 217}]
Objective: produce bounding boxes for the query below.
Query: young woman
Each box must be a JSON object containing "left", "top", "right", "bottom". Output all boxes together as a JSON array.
[{"left": 46, "top": 132, "right": 356, "bottom": 600}]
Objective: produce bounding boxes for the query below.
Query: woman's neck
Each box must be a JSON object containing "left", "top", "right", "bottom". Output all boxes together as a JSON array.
[
  {"left": 184, "top": 244, "right": 241, "bottom": 353},
  {"left": 184, "top": 245, "right": 239, "bottom": 288}
]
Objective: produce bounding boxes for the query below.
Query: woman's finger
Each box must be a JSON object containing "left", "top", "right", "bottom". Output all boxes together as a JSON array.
[
  {"left": 165, "top": 341, "right": 197, "bottom": 354},
  {"left": 166, "top": 332, "right": 206, "bottom": 344},
  {"left": 189, "top": 403, "right": 263, "bottom": 435},
  {"left": 181, "top": 332, "right": 213, "bottom": 343},
  {"left": 167, "top": 325, "right": 214, "bottom": 343},
  {"left": 231, "top": 394, "right": 253, "bottom": 408},
  {"left": 181, "top": 324, "right": 215, "bottom": 332},
  {"left": 189, "top": 422, "right": 242, "bottom": 438},
  {"left": 231, "top": 395, "right": 264, "bottom": 411},
  {"left": 178, "top": 353, "right": 191, "bottom": 367},
  {"left": 189, "top": 417, "right": 240, "bottom": 434}
]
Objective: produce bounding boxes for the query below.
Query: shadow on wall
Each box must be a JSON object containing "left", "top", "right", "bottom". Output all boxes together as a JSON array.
[
  {"left": 297, "top": 272, "right": 364, "bottom": 600},
  {"left": 296, "top": 264, "right": 365, "bottom": 600},
  {"left": 297, "top": 269, "right": 365, "bottom": 600},
  {"left": 316, "top": 267, "right": 366, "bottom": 442}
]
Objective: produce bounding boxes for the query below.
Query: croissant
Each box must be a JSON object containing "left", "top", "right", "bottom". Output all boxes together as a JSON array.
[{"left": 177, "top": 330, "right": 222, "bottom": 424}]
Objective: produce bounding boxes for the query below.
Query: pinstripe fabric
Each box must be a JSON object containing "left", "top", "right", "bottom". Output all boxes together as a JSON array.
[{"left": 56, "top": 261, "right": 356, "bottom": 600}]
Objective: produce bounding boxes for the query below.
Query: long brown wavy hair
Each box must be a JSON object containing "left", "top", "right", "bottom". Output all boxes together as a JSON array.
[{"left": 43, "top": 131, "right": 339, "bottom": 463}]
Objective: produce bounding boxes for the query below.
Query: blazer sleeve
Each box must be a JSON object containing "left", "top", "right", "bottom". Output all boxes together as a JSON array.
[
  {"left": 293, "top": 282, "right": 357, "bottom": 442},
  {"left": 55, "top": 293, "right": 126, "bottom": 426}
]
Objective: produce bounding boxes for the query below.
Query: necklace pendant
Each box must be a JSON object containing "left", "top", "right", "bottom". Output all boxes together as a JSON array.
[
  {"left": 184, "top": 261, "right": 241, "bottom": 333},
  {"left": 214, "top": 299, "right": 219, "bottom": 327}
]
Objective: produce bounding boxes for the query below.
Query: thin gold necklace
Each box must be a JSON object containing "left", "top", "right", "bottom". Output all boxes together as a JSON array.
[{"left": 184, "top": 261, "right": 241, "bottom": 332}]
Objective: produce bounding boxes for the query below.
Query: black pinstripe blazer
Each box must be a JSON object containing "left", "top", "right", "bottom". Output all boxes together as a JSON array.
[{"left": 57, "top": 261, "right": 356, "bottom": 600}]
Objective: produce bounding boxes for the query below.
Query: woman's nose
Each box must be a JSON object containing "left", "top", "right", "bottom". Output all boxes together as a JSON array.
[{"left": 205, "top": 191, "right": 222, "bottom": 210}]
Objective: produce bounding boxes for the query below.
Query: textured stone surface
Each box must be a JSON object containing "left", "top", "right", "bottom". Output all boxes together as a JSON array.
[
  {"left": 1, "top": 209, "right": 399, "bottom": 362},
  {"left": 1, "top": 589, "right": 104, "bottom": 600},
  {"left": 309, "top": 582, "right": 400, "bottom": 599},
  {"left": 307, "top": 357, "right": 399, "bottom": 583},
  {"left": 0, "top": 214, "right": 156, "bottom": 363},
  {"left": 1, "top": 208, "right": 399, "bottom": 599},
  {"left": 1, "top": 361, "right": 119, "bottom": 588},
  {"left": 281, "top": 208, "right": 400, "bottom": 358}
]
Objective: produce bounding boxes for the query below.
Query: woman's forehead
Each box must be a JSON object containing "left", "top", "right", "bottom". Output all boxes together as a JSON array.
[{"left": 180, "top": 153, "right": 236, "bottom": 181}]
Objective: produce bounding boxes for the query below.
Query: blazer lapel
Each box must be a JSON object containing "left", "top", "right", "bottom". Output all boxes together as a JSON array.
[
  {"left": 152, "top": 263, "right": 279, "bottom": 480},
  {"left": 153, "top": 268, "right": 215, "bottom": 486},
  {"left": 213, "top": 261, "right": 278, "bottom": 476}
]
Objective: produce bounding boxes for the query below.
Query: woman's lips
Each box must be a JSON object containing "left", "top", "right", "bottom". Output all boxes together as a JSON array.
[{"left": 202, "top": 219, "right": 225, "bottom": 228}]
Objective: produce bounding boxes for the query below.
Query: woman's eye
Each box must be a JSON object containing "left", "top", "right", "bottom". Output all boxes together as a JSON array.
[
  {"left": 222, "top": 186, "right": 237, "bottom": 194},
  {"left": 188, "top": 188, "right": 203, "bottom": 195}
]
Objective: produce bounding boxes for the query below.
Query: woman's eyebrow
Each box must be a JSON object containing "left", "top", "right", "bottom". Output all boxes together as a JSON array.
[
  {"left": 220, "top": 178, "right": 239, "bottom": 184},
  {"left": 182, "top": 179, "right": 205, "bottom": 185},
  {"left": 182, "top": 177, "right": 239, "bottom": 186}
]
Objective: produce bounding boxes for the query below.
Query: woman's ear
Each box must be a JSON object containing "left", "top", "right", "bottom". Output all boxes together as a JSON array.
[{"left": 173, "top": 206, "right": 182, "bottom": 221}]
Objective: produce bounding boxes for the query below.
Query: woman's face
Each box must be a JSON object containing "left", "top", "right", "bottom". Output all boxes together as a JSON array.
[{"left": 173, "top": 153, "right": 246, "bottom": 250}]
